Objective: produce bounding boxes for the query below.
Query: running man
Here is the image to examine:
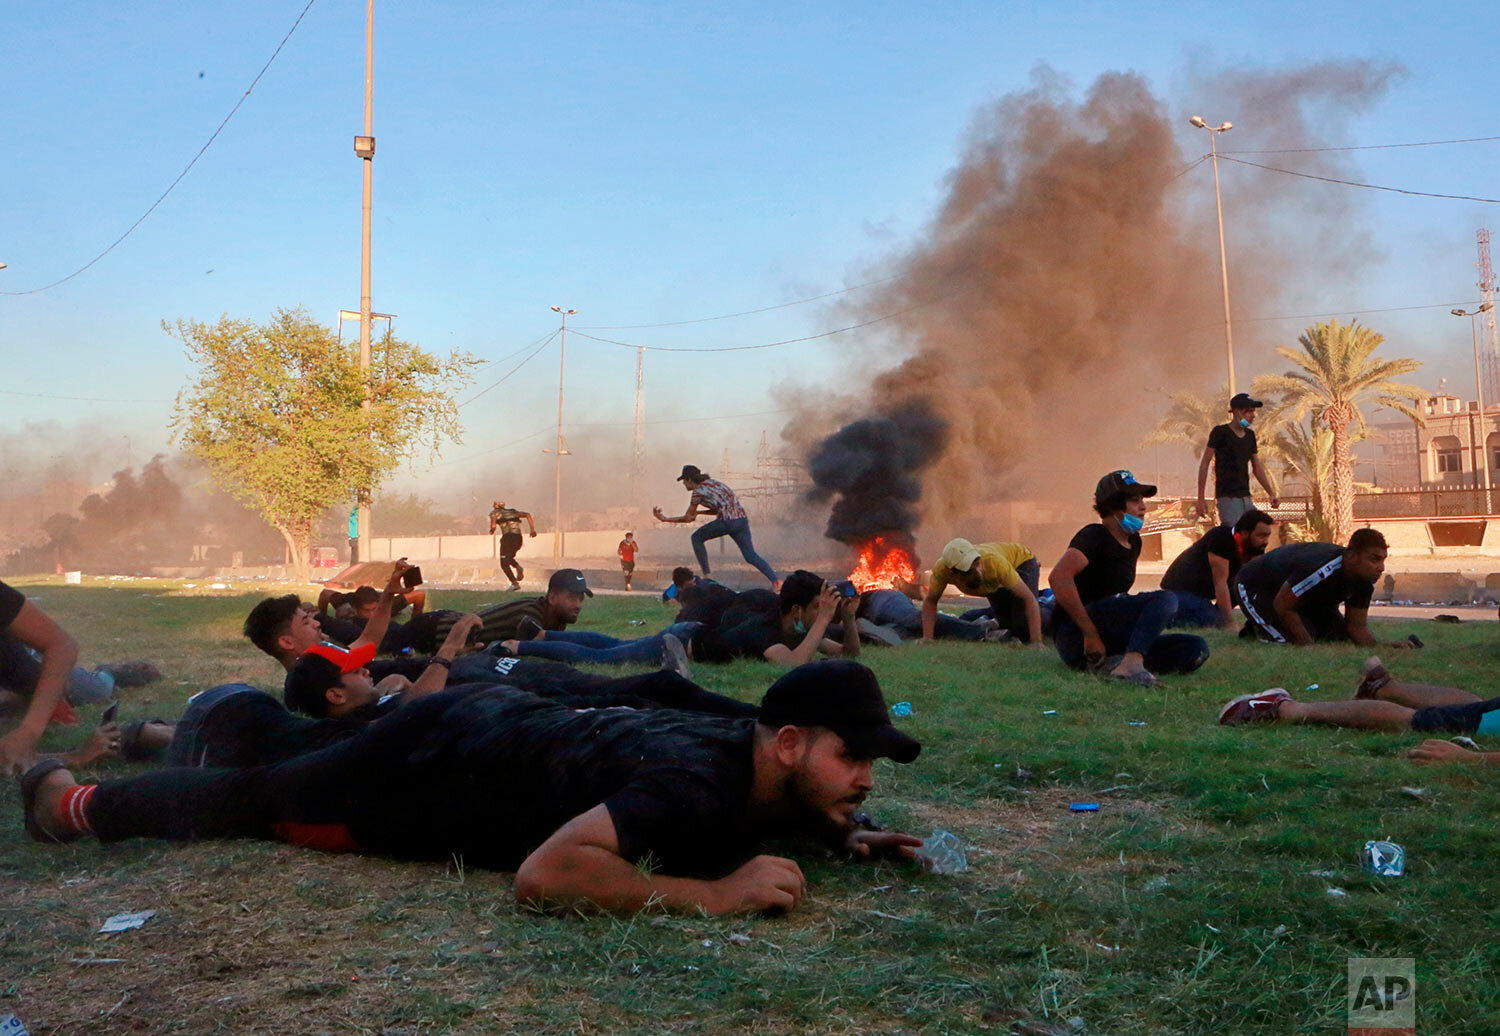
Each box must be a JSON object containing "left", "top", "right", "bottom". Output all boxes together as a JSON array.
[
  {"left": 489, "top": 500, "right": 537, "bottom": 591},
  {"left": 654, "top": 465, "right": 778, "bottom": 587}
]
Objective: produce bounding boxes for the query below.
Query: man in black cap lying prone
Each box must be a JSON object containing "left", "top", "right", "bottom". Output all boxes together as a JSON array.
[{"left": 21, "top": 660, "right": 922, "bottom": 916}]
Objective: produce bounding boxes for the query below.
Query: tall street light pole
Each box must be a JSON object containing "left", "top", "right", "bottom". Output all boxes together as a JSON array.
[
  {"left": 353, "top": 0, "right": 377, "bottom": 565},
  {"left": 1190, "top": 115, "right": 1237, "bottom": 395},
  {"left": 549, "top": 305, "right": 577, "bottom": 561},
  {"left": 1453, "top": 303, "right": 1495, "bottom": 500}
]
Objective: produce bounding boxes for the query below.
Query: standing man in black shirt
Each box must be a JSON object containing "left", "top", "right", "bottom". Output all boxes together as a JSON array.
[
  {"left": 1197, "top": 392, "right": 1279, "bottom": 528},
  {"left": 1048, "top": 471, "right": 1210, "bottom": 685},
  {"left": 23, "top": 660, "right": 923, "bottom": 916},
  {"left": 1160, "top": 509, "right": 1275, "bottom": 628},
  {"left": 489, "top": 500, "right": 537, "bottom": 591},
  {"left": 1234, "top": 529, "right": 1408, "bottom": 646}
]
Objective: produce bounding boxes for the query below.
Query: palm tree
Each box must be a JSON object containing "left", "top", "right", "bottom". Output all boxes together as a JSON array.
[
  {"left": 1268, "top": 420, "right": 1337, "bottom": 540},
  {"left": 1256, "top": 319, "right": 1426, "bottom": 544}
]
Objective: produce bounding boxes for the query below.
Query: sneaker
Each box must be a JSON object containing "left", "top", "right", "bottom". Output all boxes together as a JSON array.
[
  {"left": 855, "top": 618, "right": 903, "bottom": 647},
  {"left": 1354, "top": 656, "right": 1390, "bottom": 700},
  {"left": 661, "top": 633, "right": 693, "bottom": 680},
  {"left": 1217, "top": 688, "right": 1292, "bottom": 726},
  {"left": 508, "top": 581, "right": 522, "bottom": 592}
]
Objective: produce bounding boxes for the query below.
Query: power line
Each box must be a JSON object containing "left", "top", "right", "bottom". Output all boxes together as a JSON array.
[
  {"left": 471, "top": 328, "right": 558, "bottom": 370},
  {"left": 1241, "top": 300, "right": 1484, "bottom": 323},
  {"left": 567, "top": 298, "right": 935, "bottom": 353},
  {"left": 1224, "top": 135, "right": 1500, "bottom": 155},
  {"left": 457, "top": 329, "right": 559, "bottom": 408},
  {"left": 1215, "top": 154, "right": 1500, "bottom": 204},
  {"left": 571, "top": 277, "right": 898, "bottom": 330},
  {"left": 0, "top": 0, "right": 320, "bottom": 296},
  {"left": 1165, "top": 155, "right": 1208, "bottom": 185}
]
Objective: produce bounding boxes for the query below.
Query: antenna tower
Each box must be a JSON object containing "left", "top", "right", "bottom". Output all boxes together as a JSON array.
[
  {"left": 1478, "top": 229, "right": 1500, "bottom": 402},
  {"left": 630, "top": 347, "right": 646, "bottom": 509}
]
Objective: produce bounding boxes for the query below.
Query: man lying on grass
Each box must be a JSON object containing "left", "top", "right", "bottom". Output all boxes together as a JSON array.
[
  {"left": 1219, "top": 657, "right": 1500, "bottom": 753},
  {"left": 21, "top": 660, "right": 920, "bottom": 915}
]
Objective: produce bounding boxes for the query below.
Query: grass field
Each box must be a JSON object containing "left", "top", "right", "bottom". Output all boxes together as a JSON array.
[{"left": 3, "top": 575, "right": 1498, "bottom": 1034}]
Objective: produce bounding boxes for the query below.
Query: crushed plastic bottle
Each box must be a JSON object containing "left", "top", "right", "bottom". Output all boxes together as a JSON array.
[
  {"left": 915, "top": 828, "right": 967, "bottom": 875},
  {"left": 1361, "top": 840, "right": 1406, "bottom": 877},
  {"left": 890, "top": 701, "right": 912, "bottom": 717}
]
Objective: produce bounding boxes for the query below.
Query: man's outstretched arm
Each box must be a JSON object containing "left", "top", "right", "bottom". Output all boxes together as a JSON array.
[
  {"left": 514, "top": 804, "right": 806, "bottom": 915},
  {"left": 0, "top": 603, "right": 80, "bottom": 775}
]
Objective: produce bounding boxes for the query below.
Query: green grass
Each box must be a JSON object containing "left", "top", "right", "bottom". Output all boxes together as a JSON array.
[{"left": 3, "top": 575, "right": 1499, "bottom": 1033}]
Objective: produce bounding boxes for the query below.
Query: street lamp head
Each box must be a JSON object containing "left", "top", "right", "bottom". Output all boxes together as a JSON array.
[
  {"left": 567, "top": 308, "right": 577, "bottom": 315},
  {"left": 551, "top": 305, "right": 562, "bottom": 313},
  {"left": 1189, "top": 115, "right": 1208, "bottom": 129},
  {"left": 1452, "top": 308, "right": 1468, "bottom": 317},
  {"left": 0, "top": 262, "right": 8, "bottom": 271},
  {"left": 1217, "top": 122, "right": 1233, "bottom": 132},
  {"left": 1481, "top": 302, "right": 1495, "bottom": 314}
]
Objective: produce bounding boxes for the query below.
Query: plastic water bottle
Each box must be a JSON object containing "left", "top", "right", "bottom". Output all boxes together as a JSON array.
[{"left": 916, "top": 828, "right": 967, "bottom": 875}]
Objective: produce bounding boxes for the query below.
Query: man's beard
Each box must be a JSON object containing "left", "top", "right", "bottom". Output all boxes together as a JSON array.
[{"left": 784, "top": 770, "right": 864, "bottom": 842}]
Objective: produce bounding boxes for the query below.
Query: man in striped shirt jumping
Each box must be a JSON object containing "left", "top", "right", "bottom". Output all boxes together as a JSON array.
[{"left": 654, "top": 465, "right": 779, "bottom": 588}]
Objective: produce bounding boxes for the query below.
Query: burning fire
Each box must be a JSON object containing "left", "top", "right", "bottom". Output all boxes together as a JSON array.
[{"left": 848, "top": 535, "right": 917, "bottom": 592}]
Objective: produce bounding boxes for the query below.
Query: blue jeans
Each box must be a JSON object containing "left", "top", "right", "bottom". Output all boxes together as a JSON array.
[
  {"left": 164, "top": 684, "right": 269, "bottom": 767},
  {"left": 0, "top": 633, "right": 115, "bottom": 704},
  {"left": 1217, "top": 496, "right": 1254, "bottom": 527},
  {"left": 1053, "top": 591, "right": 1209, "bottom": 674},
  {"left": 516, "top": 622, "right": 703, "bottom": 665},
  {"left": 1167, "top": 591, "right": 1224, "bottom": 629},
  {"left": 691, "top": 517, "right": 778, "bottom": 583},
  {"left": 861, "top": 590, "right": 986, "bottom": 641}
]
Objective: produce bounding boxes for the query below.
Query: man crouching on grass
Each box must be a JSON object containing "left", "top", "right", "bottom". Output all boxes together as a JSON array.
[{"left": 20, "top": 660, "right": 922, "bottom": 916}]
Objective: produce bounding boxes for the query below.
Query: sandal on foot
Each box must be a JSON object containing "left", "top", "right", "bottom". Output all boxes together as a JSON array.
[{"left": 19, "top": 758, "right": 79, "bottom": 844}]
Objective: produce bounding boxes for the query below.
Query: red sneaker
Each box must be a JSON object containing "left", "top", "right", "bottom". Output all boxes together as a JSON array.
[
  {"left": 49, "top": 699, "right": 80, "bottom": 727},
  {"left": 1218, "top": 688, "right": 1292, "bottom": 726}
]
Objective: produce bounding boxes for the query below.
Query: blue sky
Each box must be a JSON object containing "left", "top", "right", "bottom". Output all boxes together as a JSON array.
[{"left": 4, "top": 1, "right": 1499, "bottom": 506}]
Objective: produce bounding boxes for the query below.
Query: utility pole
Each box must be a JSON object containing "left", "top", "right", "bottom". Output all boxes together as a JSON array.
[
  {"left": 1454, "top": 303, "right": 1495, "bottom": 502},
  {"left": 548, "top": 305, "right": 577, "bottom": 561},
  {"left": 1190, "top": 115, "right": 1237, "bottom": 395},
  {"left": 353, "top": 0, "right": 377, "bottom": 563}
]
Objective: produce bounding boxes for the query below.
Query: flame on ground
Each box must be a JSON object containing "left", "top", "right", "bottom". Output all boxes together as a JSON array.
[{"left": 848, "top": 536, "right": 917, "bottom": 592}]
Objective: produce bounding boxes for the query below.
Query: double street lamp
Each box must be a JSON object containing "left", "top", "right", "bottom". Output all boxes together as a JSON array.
[
  {"left": 546, "top": 305, "right": 577, "bottom": 561},
  {"left": 1451, "top": 303, "right": 1495, "bottom": 497},
  {"left": 1190, "top": 115, "right": 1237, "bottom": 395}
]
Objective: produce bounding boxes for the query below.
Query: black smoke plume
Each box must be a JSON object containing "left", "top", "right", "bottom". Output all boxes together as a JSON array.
[{"left": 805, "top": 401, "right": 949, "bottom": 547}]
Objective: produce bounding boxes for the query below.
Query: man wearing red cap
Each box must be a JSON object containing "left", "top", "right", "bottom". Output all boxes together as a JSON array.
[{"left": 21, "top": 661, "right": 922, "bottom": 916}]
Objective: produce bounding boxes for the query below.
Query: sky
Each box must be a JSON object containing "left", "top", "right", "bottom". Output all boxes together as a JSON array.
[{"left": 5, "top": 0, "right": 1500, "bottom": 513}]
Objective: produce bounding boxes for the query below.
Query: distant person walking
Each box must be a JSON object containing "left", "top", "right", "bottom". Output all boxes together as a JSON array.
[
  {"left": 1197, "top": 392, "right": 1279, "bottom": 527},
  {"left": 489, "top": 500, "right": 537, "bottom": 591},
  {"left": 654, "top": 465, "right": 778, "bottom": 587},
  {"left": 618, "top": 532, "right": 638, "bottom": 591}
]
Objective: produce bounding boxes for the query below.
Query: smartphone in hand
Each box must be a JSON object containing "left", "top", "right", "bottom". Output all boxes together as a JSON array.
[{"left": 101, "top": 701, "right": 120, "bottom": 724}]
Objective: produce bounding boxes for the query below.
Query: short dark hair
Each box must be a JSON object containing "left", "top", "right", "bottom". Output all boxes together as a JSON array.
[
  {"left": 1234, "top": 509, "right": 1275, "bottom": 534},
  {"left": 1094, "top": 490, "right": 1142, "bottom": 518},
  {"left": 1348, "top": 528, "right": 1387, "bottom": 554},
  {"left": 348, "top": 586, "right": 380, "bottom": 608},
  {"left": 671, "top": 566, "right": 695, "bottom": 587},
  {"left": 244, "top": 595, "right": 302, "bottom": 658},
  {"left": 779, "top": 570, "right": 825, "bottom": 614}
]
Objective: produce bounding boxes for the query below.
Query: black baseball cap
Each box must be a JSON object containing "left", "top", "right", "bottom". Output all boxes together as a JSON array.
[
  {"left": 547, "top": 569, "right": 594, "bottom": 597},
  {"left": 1229, "top": 392, "right": 1264, "bottom": 410},
  {"left": 758, "top": 660, "right": 920, "bottom": 764},
  {"left": 1094, "top": 469, "right": 1157, "bottom": 503},
  {"left": 676, "top": 464, "right": 704, "bottom": 482}
]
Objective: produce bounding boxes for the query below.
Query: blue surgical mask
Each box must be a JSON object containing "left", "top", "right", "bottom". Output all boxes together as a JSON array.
[
  {"left": 1120, "top": 513, "right": 1144, "bottom": 534},
  {"left": 793, "top": 619, "right": 808, "bottom": 634},
  {"left": 1238, "top": 418, "right": 1251, "bottom": 429}
]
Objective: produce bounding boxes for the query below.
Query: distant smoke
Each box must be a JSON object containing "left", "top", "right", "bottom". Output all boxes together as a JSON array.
[
  {"left": 805, "top": 401, "right": 948, "bottom": 546},
  {"left": 795, "top": 61, "right": 1398, "bottom": 533}
]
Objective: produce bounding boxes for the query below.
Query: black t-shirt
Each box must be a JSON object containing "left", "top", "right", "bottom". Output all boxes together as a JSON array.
[
  {"left": 356, "top": 687, "right": 760, "bottom": 875},
  {"left": 695, "top": 589, "right": 789, "bottom": 662},
  {"left": 1207, "top": 423, "right": 1258, "bottom": 497},
  {"left": 1235, "top": 543, "right": 1374, "bottom": 622},
  {"left": 1161, "top": 525, "right": 1243, "bottom": 602},
  {"left": 1067, "top": 524, "right": 1141, "bottom": 605},
  {"left": 314, "top": 610, "right": 464, "bottom": 656},
  {"left": 676, "top": 578, "right": 741, "bottom": 626},
  {"left": 0, "top": 580, "right": 26, "bottom": 632}
]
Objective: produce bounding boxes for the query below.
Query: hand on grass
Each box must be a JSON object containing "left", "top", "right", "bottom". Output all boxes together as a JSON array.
[
  {"left": 1408, "top": 739, "right": 1472, "bottom": 765},
  {"left": 845, "top": 829, "right": 923, "bottom": 862},
  {"left": 1083, "top": 632, "right": 1106, "bottom": 661},
  {"left": 714, "top": 854, "right": 807, "bottom": 914},
  {"left": 0, "top": 728, "right": 40, "bottom": 777}
]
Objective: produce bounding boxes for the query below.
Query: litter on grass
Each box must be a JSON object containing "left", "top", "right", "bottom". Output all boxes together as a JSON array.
[
  {"left": 98, "top": 910, "right": 156, "bottom": 933},
  {"left": 915, "top": 829, "right": 967, "bottom": 875},
  {"left": 0, "top": 1014, "right": 31, "bottom": 1036},
  {"left": 1070, "top": 803, "right": 1099, "bottom": 812},
  {"left": 890, "top": 702, "right": 912, "bottom": 717}
]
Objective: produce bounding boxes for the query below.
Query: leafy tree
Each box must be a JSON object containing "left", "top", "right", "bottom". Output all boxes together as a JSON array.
[
  {"left": 1256, "top": 319, "right": 1425, "bottom": 544},
  {"left": 170, "top": 308, "right": 477, "bottom": 574},
  {"left": 1268, "top": 420, "right": 1338, "bottom": 540},
  {"left": 371, "top": 492, "right": 464, "bottom": 536}
]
